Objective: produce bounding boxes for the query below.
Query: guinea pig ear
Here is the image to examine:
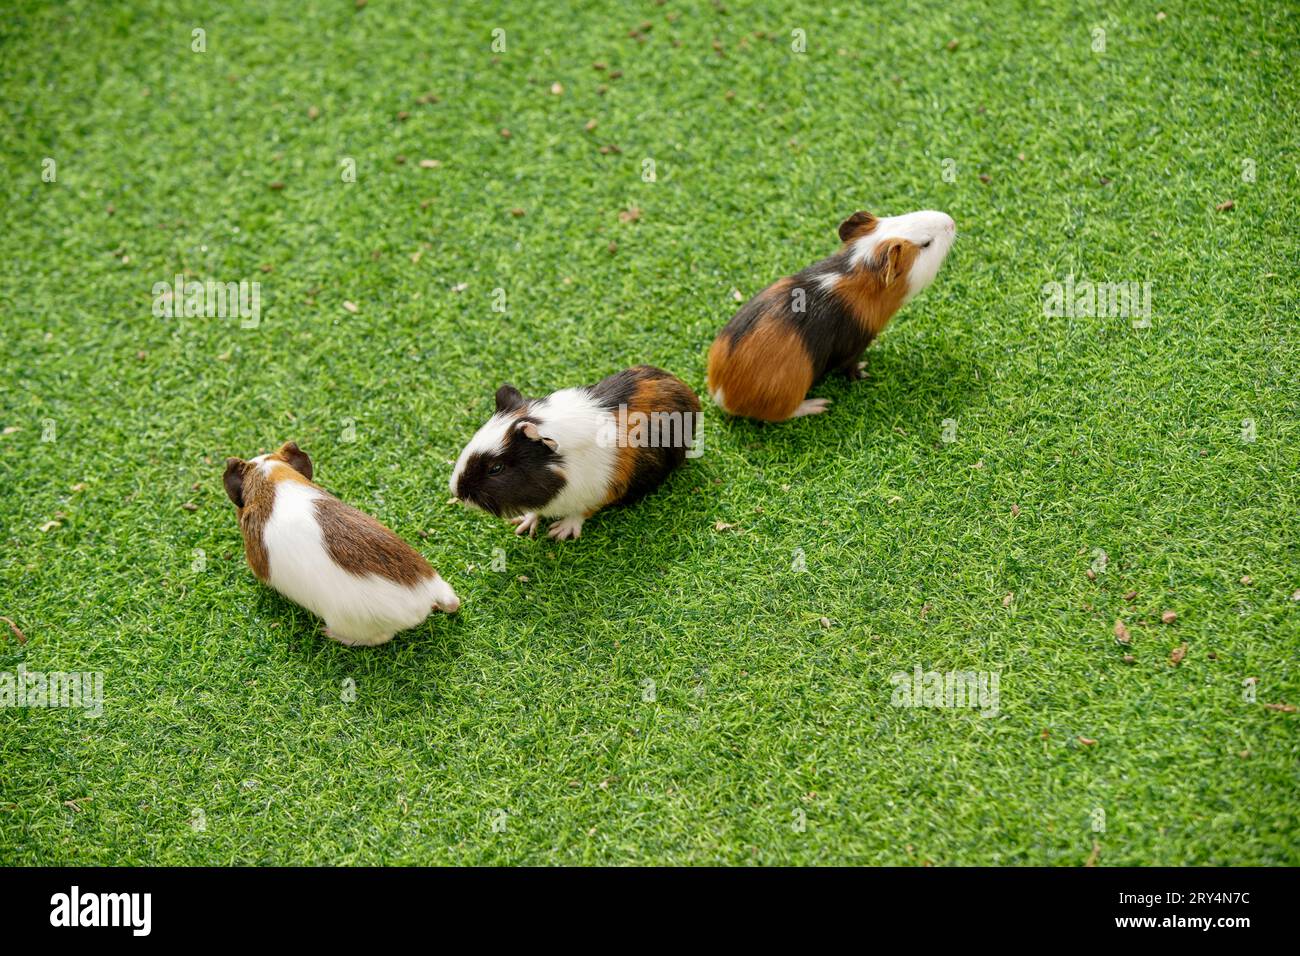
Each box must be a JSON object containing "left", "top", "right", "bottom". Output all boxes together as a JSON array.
[
  {"left": 223, "top": 458, "right": 246, "bottom": 508},
  {"left": 495, "top": 385, "right": 525, "bottom": 413},
  {"left": 277, "top": 441, "right": 313, "bottom": 481},
  {"left": 873, "top": 238, "right": 907, "bottom": 287},
  {"left": 516, "top": 419, "right": 559, "bottom": 452},
  {"left": 838, "top": 211, "right": 877, "bottom": 243}
]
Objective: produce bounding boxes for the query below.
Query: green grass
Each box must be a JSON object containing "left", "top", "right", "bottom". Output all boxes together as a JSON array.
[{"left": 1, "top": 0, "right": 1297, "bottom": 865}]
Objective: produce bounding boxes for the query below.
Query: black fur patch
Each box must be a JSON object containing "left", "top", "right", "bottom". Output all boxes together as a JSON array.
[
  {"left": 723, "top": 252, "right": 875, "bottom": 382},
  {"left": 454, "top": 417, "right": 565, "bottom": 517},
  {"left": 591, "top": 365, "right": 700, "bottom": 508},
  {"left": 495, "top": 385, "right": 526, "bottom": 413},
  {"left": 587, "top": 365, "right": 657, "bottom": 410}
]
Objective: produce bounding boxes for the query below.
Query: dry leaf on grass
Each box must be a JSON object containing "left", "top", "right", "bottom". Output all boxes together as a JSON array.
[
  {"left": 1170, "top": 643, "right": 1188, "bottom": 665},
  {"left": 342, "top": 301, "right": 359, "bottom": 314},
  {"left": 1077, "top": 736, "right": 1097, "bottom": 746},
  {"left": 1114, "top": 619, "right": 1131, "bottom": 644},
  {"left": 1, "top": 616, "right": 27, "bottom": 645},
  {"left": 1161, "top": 610, "right": 1177, "bottom": 624}
]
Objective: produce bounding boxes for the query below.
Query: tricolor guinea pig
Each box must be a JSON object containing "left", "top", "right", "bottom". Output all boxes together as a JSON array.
[
  {"left": 223, "top": 441, "right": 460, "bottom": 647},
  {"left": 706, "top": 209, "right": 955, "bottom": 422},
  {"left": 450, "top": 365, "right": 701, "bottom": 541}
]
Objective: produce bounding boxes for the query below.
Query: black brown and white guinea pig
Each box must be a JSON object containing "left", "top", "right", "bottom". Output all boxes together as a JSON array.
[
  {"left": 223, "top": 441, "right": 460, "bottom": 647},
  {"left": 450, "top": 365, "right": 701, "bottom": 541},
  {"left": 706, "top": 209, "right": 955, "bottom": 422}
]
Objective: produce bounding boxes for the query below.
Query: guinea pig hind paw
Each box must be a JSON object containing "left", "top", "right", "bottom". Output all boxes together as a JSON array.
[
  {"left": 546, "top": 515, "right": 584, "bottom": 541},
  {"left": 789, "top": 398, "right": 832, "bottom": 419},
  {"left": 511, "top": 512, "right": 540, "bottom": 537}
]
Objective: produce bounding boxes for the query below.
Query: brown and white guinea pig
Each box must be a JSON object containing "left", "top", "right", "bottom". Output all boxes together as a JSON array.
[
  {"left": 223, "top": 441, "right": 460, "bottom": 647},
  {"left": 450, "top": 365, "right": 701, "bottom": 541},
  {"left": 706, "top": 209, "right": 956, "bottom": 422}
]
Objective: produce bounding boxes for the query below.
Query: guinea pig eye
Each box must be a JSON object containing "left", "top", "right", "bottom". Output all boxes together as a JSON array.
[
  {"left": 487, "top": 463, "right": 504, "bottom": 476},
  {"left": 921, "top": 240, "right": 933, "bottom": 249}
]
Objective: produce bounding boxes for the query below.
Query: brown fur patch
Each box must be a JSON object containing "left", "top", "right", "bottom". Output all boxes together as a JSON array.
[
  {"left": 267, "top": 442, "right": 314, "bottom": 485},
  {"left": 834, "top": 238, "right": 920, "bottom": 338},
  {"left": 604, "top": 369, "right": 701, "bottom": 506},
  {"left": 706, "top": 310, "right": 814, "bottom": 422},
  {"left": 226, "top": 447, "right": 434, "bottom": 587},
  {"left": 837, "top": 210, "right": 879, "bottom": 244},
  {"left": 312, "top": 496, "right": 435, "bottom": 586},
  {"left": 228, "top": 461, "right": 275, "bottom": 581}
]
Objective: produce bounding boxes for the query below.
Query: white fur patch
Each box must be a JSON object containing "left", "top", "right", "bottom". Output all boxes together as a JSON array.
[
  {"left": 529, "top": 387, "right": 618, "bottom": 518},
  {"left": 845, "top": 210, "right": 956, "bottom": 302},
  {"left": 450, "top": 387, "right": 619, "bottom": 520},
  {"left": 815, "top": 271, "right": 842, "bottom": 293},
  {"left": 262, "top": 480, "right": 451, "bottom": 646}
]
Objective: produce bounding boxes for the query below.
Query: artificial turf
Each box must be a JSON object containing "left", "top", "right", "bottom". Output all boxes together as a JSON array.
[{"left": 0, "top": 0, "right": 1296, "bottom": 865}]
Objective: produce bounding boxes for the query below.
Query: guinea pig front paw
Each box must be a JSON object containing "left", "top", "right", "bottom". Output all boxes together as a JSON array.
[
  {"left": 546, "top": 515, "right": 585, "bottom": 541},
  {"left": 510, "top": 512, "right": 540, "bottom": 537}
]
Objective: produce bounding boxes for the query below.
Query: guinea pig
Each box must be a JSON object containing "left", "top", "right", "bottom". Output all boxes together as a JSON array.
[
  {"left": 706, "top": 209, "right": 955, "bottom": 422},
  {"left": 223, "top": 441, "right": 460, "bottom": 647},
  {"left": 450, "top": 365, "right": 700, "bottom": 541}
]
